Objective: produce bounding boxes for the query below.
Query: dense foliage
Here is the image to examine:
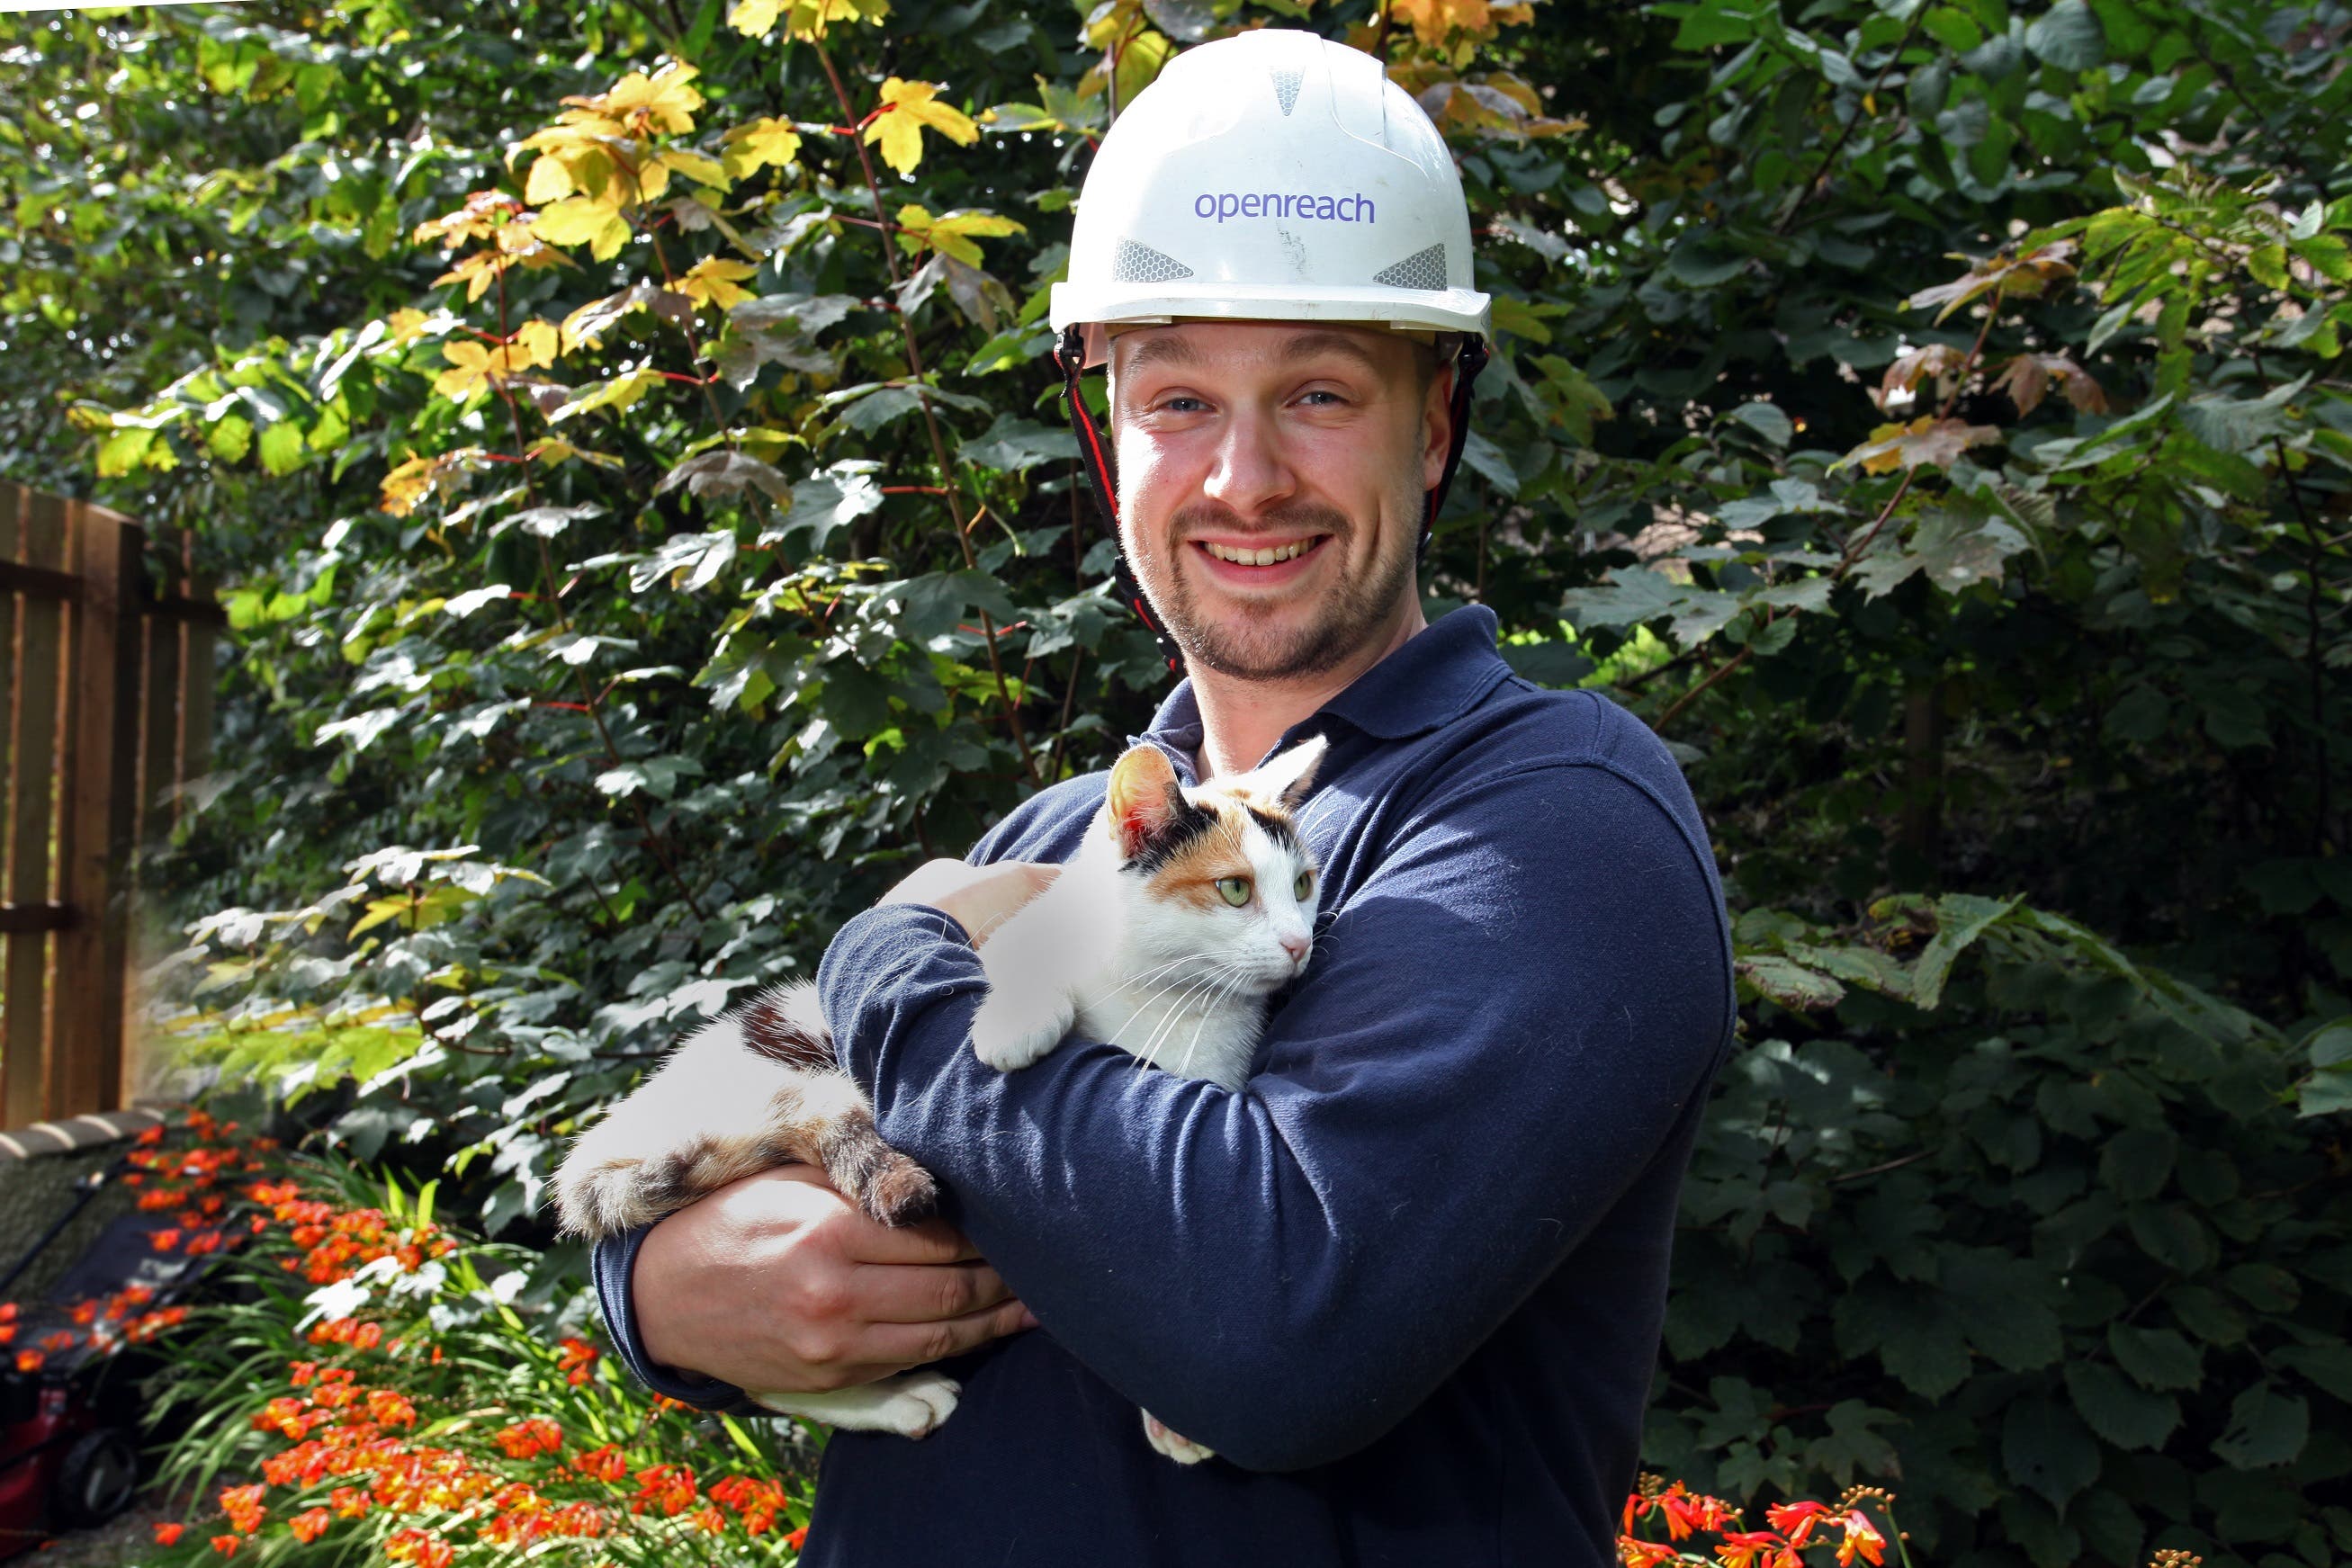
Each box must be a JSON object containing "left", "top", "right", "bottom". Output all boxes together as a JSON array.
[{"left": 5, "top": 0, "right": 2350, "bottom": 1563}]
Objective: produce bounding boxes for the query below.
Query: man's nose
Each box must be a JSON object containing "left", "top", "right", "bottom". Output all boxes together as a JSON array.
[
  {"left": 1203, "top": 407, "right": 1296, "bottom": 514},
  {"left": 1280, "top": 932, "right": 1310, "bottom": 963}
]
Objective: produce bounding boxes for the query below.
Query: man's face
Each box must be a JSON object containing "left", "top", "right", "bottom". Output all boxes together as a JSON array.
[{"left": 1108, "top": 320, "right": 1449, "bottom": 683}]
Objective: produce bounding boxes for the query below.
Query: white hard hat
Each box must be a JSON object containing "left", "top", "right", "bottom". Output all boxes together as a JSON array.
[{"left": 1049, "top": 29, "right": 1491, "bottom": 348}]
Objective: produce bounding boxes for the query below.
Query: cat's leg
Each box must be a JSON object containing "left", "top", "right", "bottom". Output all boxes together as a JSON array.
[
  {"left": 1141, "top": 1410, "right": 1214, "bottom": 1465},
  {"left": 969, "top": 979, "right": 1077, "bottom": 1073},
  {"left": 751, "top": 1372, "right": 961, "bottom": 1438}
]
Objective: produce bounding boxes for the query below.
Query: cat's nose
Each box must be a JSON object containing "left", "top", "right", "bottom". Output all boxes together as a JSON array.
[{"left": 1280, "top": 933, "right": 1310, "bottom": 963}]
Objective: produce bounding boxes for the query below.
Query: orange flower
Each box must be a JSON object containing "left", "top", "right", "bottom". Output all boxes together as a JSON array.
[
  {"left": 1767, "top": 1502, "right": 1830, "bottom": 1547},
  {"left": 556, "top": 1337, "right": 599, "bottom": 1385},
  {"left": 329, "top": 1486, "right": 370, "bottom": 1519},
  {"left": 209, "top": 1535, "right": 238, "bottom": 1558},
  {"left": 14, "top": 1350, "right": 41, "bottom": 1374},
  {"left": 150, "top": 1229, "right": 182, "bottom": 1252},
  {"left": 492, "top": 1418, "right": 563, "bottom": 1460},
  {"left": 1620, "top": 1540, "right": 1677, "bottom": 1568},
  {"left": 785, "top": 1525, "right": 810, "bottom": 1550},
  {"left": 288, "top": 1509, "right": 332, "bottom": 1545},
  {"left": 152, "top": 1522, "right": 185, "bottom": 1546},
  {"left": 1836, "top": 1510, "right": 1887, "bottom": 1568},
  {"left": 1717, "top": 1530, "right": 1786, "bottom": 1568},
  {"left": 220, "top": 1483, "right": 266, "bottom": 1534},
  {"left": 574, "top": 1445, "right": 627, "bottom": 1483}
]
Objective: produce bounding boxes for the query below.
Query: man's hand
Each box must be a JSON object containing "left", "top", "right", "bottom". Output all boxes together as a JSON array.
[
  {"left": 633, "top": 1166, "right": 1036, "bottom": 1393},
  {"left": 881, "top": 858, "right": 1058, "bottom": 945}
]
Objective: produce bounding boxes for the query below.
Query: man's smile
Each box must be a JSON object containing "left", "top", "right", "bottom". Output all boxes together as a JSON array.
[{"left": 1189, "top": 534, "right": 1334, "bottom": 584}]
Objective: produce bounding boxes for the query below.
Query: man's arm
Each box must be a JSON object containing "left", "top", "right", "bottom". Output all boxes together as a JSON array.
[{"left": 821, "top": 759, "right": 1733, "bottom": 1473}]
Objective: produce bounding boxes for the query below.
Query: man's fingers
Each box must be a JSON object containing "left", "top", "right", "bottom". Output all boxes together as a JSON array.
[
  {"left": 863, "top": 1295, "right": 1037, "bottom": 1366},
  {"left": 839, "top": 1214, "right": 985, "bottom": 1267},
  {"left": 854, "top": 1260, "right": 1016, "bottom": 1325}
]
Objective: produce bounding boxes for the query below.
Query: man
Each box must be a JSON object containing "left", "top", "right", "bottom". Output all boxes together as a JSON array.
[{"left": 597, "top": 30, "right": 1732, "bottom": 1564}]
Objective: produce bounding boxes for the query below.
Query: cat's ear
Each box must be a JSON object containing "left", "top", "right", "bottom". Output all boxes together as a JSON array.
[
  {"left": 1106, "top": 744, "right": 1189, "bottom": 859},
  {"left": 1247, "top": 733, "right": 1326, "bottom": 811}
]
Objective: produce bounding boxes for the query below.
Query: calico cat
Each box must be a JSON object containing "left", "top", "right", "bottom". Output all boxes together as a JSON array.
[{"left": 552, "top": 734, "right": 1325, "bottom": 1459}]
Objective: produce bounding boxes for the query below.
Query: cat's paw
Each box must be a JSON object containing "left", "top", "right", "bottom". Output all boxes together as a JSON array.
[
  {"left": 1142, "top": 1410, "right": 1215, "bottom": 1465},
  {"left": 969, "top": 997, "right": 1071, "bottom": 1074},
  {"left": 751, "top": 1370, "right": 961, "bottom": 1438}
]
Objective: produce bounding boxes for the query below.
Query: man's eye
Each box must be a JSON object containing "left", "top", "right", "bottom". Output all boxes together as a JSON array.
[
  {"left": 1216, "top": 876, "right": 1252, "bottom": 907},
  {"left": 1297, "top": 390, "right": 1346, "bottom": 407},
  {"left": 1160, "top": 396, "right": 1207, "bottom": 414}
]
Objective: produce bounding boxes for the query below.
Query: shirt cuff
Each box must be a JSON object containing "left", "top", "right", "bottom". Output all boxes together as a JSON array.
[{"left": 591, "top": 1223, "right": 757, "bottom": 1415}]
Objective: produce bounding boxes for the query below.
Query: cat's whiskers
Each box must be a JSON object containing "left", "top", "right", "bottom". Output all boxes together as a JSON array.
[
  {"left": 1138, "top": 960, "right": 1256, "bottom": 1074},
  {"left": 1131, "top": 965, "right": 1240, "bottom": 1072},
  {"left": 1176, "top": 964, "right": 1255, "bottom": 1078}
]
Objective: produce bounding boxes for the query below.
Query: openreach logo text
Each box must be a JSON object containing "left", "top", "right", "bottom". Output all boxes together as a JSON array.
[{"left": 1195, "top": 191, "right": 1377, "bottom": 224}]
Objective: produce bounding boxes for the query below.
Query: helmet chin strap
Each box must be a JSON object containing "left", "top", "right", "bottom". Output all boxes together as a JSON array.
[{"left": 1053, "top": 324, "right": 1490, "bottom": 679}]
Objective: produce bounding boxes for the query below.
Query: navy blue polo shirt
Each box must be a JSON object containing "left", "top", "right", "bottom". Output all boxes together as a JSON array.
[{"left": 596, "top": 605, "right": 1733, "bottom": 1566}]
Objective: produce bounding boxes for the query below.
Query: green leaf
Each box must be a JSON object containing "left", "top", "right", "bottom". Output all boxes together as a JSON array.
[
  {"left": 2064, "top": 1360, "right": 2181, "bottom": 1450},
  {"left": 959, "top": 414, "right": 1077, "bottom": 472},
  {"left": 2213, "top": 1383, "right": 2309, "bottom": 1469},
  {"left": 1910, "top": 892, "right": 2020, "bottom": 1009},
  {"left": 257, "top": 420, "right": 306, "bottom": 475},
  {"left": 2274, "top": 1343, "right": 2352, "bottom": 1402},
  {"left": 2002, "top": 1395, "right": 2101, "bottom": 1511},
  {"left": 2096, "top": 1125, "right": 2176, "bottom": 1201},
  {"left": 2024, "top": 0, "right": 2105, "bottom": 68}
]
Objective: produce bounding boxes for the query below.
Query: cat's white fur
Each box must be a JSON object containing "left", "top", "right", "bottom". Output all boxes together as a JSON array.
[
  {"left": 971, "top": 735, "right": 1324, "bottom": 1090},
  {"left": 553, "top": 735, "right": 1325, "bottom": 1459}
]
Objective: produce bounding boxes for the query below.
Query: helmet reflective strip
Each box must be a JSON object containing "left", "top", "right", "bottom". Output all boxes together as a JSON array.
[
  {"left": 1270, "top": 68, "right": 1303, "bottom": 115},
  {"left": 1373, "top": 244, "right": 1448, "bottom": 291},
  {"left": 1112, "top": 239, "right": 1195, "bottom": 283}
]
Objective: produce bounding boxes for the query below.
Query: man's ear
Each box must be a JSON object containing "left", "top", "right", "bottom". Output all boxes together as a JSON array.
[
  {"left": 1106, "top": 744, "right": 1189, "bottom": 858},
  {"left": 1248, "top": 733, "right": 1326, "bottom": 811},
  {"left": 1421, "top": 361, "right": 1456, "bottom": 496}
]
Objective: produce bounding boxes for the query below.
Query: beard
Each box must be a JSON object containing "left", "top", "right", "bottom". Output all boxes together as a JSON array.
[{"left": 1133, "top": 492, "right": 1422, "bottom": 683}]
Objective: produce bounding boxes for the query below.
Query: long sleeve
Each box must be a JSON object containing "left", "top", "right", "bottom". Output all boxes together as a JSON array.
[{"left": 820, "top": 757, "right": 1732, "bottom": 1473}]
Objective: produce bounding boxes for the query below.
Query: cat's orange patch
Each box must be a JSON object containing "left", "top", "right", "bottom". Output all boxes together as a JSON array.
[{"left": 1138, "top": 795, "right": 1285, "bottom": 910}]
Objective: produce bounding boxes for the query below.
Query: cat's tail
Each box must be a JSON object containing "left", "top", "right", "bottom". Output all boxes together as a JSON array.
[{"left": 551, "top": 983, "right": 937, "bottom": 1238}]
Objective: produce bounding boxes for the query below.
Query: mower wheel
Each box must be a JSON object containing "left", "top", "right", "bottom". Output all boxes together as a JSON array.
[{"left": 50, "top": 1428, "right": 139, "bottom": 1528}]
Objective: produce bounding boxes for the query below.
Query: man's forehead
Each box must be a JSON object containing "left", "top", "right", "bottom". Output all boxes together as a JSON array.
[{"left": 1107, "top": 319, "right": 1414, "bottom": 375}]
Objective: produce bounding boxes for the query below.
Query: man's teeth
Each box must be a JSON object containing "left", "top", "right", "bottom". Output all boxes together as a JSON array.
[{"left": 1203, "top": 539, "right": 1315, "bottom": 566}]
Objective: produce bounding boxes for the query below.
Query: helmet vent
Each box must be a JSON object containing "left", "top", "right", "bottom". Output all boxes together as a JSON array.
[
  {"left": 1111, "top": 239, "right": 1195, "bottom": 283},
  {"left": 1270, "top": 68, "right": 1304, "bottom": 116},
  {"left": 1373, "top": 245, "right": 1449, "bottom": 291}
]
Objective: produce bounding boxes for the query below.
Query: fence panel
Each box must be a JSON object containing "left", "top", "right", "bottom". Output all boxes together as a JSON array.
[{"left": 0, "top": 480, "right": 215, "bottom": 1124}]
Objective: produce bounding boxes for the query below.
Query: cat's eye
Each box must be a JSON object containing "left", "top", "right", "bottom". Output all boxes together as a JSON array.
[
  {"left": 1294, "top": 871, "right": 1314, "bottom": 900},
  {"left": 1216, "top": 876, "right": 1252, "bottom": 907}
]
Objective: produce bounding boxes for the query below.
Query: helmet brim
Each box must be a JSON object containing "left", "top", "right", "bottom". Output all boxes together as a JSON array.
[{"left": 1049, "top": 281, "right": 1491, "bottom": 358}]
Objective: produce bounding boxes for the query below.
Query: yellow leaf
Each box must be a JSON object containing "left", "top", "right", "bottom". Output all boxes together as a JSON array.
[
  {"left": 723, "top": 117, "right": 803, "bottom": 180},
  {"left": 386, "top": 309, "right": 434, "bottom": 346},
  {"left": 1390, "top": 0, "right": 1494, "bottom": 45},
  {"left": 731, "top": 0, "right": 890, "bottom": 39},
  {"left": 527, "top": 439, "right": 626, "bottom": 470},
  {"left": 866, "top": 78, "right": 978, "bottom": 177},
  {"left": 435, "top": 341, "right": 497, "bottom": 399},
  {"left": 512, "top": 319, "right": 561, "bottom": 370},
  {"left": 552, "top": 367, "right": 668, "bottom": 424},
  {"left": 566, "top": 61, "right": 703, "bottom": 139},
  {"left": 728, "top": 0, "right": 785, "bottom": 33},
  {"left": 533, "top": 196, "right": 633, "bottom": 261},
  {"left": 660, "top": 149, "right": 730, "bottom": 190},
  {"left": 895, "top": 203, "right": 1024, "bottom": 267},
  {"left": 678, "top": 257, "right": 761, "bottom": 311},
  {"left": 523, "top": 154, "right": 575, "bottom": 205}
]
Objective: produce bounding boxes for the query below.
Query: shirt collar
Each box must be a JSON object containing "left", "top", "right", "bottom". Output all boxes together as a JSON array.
[{"left": 1136, "top": 605, "right": 1513, "bottom": 771}]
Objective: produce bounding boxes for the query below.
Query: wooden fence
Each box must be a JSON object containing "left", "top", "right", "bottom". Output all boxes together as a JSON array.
[{"left": 0, "top": 480, "right": 220, "bottom": 1126}]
